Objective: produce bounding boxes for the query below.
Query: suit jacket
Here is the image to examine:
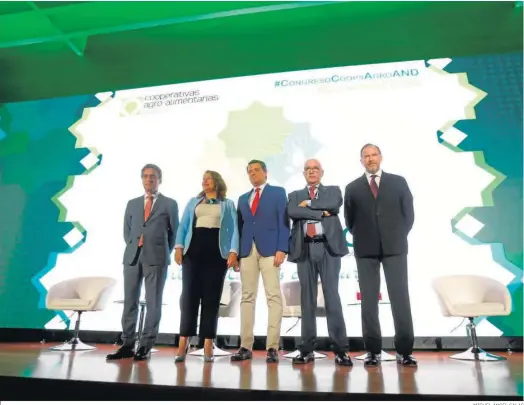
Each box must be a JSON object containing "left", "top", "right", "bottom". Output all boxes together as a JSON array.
[
  {"left": 175, "top": 196, "right": 239, "bottom": 259},
  {"left": 344, "top": 172, "right": 414, "bottom": 258},
  {"left": 287, "top": 184, "right": 349, "bottom": 263},
  {"left": 123, "top": 193, "right": 179, "bottom": 267},
  {"left": 237, "top": 184, "right": 290, "bottom": 258}
]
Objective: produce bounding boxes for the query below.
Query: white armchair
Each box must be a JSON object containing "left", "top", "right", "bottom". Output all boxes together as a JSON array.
[
  {"left": 281, "top": 279, "right": 327, "bottom": 359},
  {"left": 218, "top": 280, "right": 242, "bottom": 319},
  {"left": 46, "top": 276, "right": 117, "bottom": 351},
  {"left": 432, "top": 275, "right": 512, "bottom": 361},
  {"left": 281, "top": 279, "right": 326, "bottom": 318}
]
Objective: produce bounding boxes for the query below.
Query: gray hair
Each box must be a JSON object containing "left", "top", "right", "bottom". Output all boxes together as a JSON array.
[
  {"left": 360, "top": 144, "right": 382, "bottom": 157},
  {"left": 141, "top": 163, "right": 162, "bottom": 180}
]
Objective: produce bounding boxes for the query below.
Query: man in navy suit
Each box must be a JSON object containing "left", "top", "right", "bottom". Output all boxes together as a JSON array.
[
  {"left": 231, "top": 159, "right": 290, "bottom": 363},
  {"left": 344, "top": 144, "right": 416, "bottom": 367}
]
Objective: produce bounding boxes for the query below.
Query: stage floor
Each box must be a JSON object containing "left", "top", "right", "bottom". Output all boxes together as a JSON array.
[{"left": 0, "top": 343, "right": 522, "bottom": 400}]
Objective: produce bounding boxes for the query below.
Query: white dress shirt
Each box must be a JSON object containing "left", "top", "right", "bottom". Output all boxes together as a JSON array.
[
  {"left": 304, "top": 184, "right": 323, "bottom": 236},
  {"left": 365, "top": 169, "right": 383, "bottom": 187},
  {"left": 144, "top": 192, "right": 159, "bottom": 210},
  {"left": 249, "top": 183, "right": 267, "bottom": 207}
]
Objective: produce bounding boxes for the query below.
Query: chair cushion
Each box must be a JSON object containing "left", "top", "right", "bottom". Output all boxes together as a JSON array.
[
  {"left": 47, "top": 298, "right": 92, "bottom": 311},
  {"left": 218, "top": 306, "right": 230, "bottom": 318},
  {"left": 453, "top": 302, "right": 506, "bottom": 317},
  {"left": 283, "top": 305, "right": 301, "bottom": 317}
]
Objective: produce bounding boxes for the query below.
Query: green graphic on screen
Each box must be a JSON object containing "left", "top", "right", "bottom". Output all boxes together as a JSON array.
[{"left": 0, "top": 53, "right": 521, "bottom": 338}]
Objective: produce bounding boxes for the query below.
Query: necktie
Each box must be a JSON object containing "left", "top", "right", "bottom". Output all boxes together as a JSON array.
[
  {"left": 306, "top": 186, "right": 317, "bottom": 238},
  {"left": 370, "top": 175, "right": 379, "bottom": 199},
  {"left": 251, "top": 188, "right": 261, "bottom": 215},
  {"left": 138, "top": 195, "right": 154, "bottom": 247}
]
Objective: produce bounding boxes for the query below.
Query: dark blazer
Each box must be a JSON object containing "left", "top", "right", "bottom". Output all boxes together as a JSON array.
[
  {"left": 237, "top": 184, "right": 290, "bottom": 259},
  {"left": 287, "top": 184, "right": 349, "bottom": 263},
  {"left": 344, "top": 172, "right": 414, "bottom": 258},
  {"left": 123, "top": 194, "right": 179, "bottom": 267}
]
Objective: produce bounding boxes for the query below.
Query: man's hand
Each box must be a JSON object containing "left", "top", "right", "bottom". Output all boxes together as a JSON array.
[
  {"left": 227, "top": 252, "right": 238, "bottom": 269},
  {"left": 174, "top": 248, "right": 183, "bottom": 266},
  {"left": 298, "top": 200, "right": 309, "bottom": 208},
  {"left": 323, "top": 211, "right": 331, "bottom": 217},
  {"left": 274, "top": 251, "right": 286, "bottom": 267}
]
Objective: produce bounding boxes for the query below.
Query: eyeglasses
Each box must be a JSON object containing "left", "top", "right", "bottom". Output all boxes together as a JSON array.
[{"left": 304, "top": 167, "right": 321, "bottom": 172}]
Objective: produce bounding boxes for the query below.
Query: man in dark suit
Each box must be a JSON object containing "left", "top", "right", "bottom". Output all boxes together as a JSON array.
[
  {"left": 287, "top": 159, "right": 352, "bottom": 366},
  {"left": 107, "top": 164, "right": 179, "bottom": 361},
  {"left": 231, "top": 159, "right": 289, "bottom": 364},
  {"left": 344, "top": 144, "right": 416, "bottom": 366}
]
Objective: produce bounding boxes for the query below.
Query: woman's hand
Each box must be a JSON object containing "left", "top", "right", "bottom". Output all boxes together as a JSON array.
[
  {"left": 175, "top": 248, "right": 183, "bottom": 266},
  {"left": 227, "top": 252, "right": 238, "bottom": 269}
]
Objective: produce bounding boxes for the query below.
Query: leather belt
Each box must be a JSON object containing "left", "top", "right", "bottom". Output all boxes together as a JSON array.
[{"left": 305, "top": 236, "right": 326, "bottom": 243}]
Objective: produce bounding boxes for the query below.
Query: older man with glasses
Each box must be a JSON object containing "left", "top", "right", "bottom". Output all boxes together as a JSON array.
[{"left": 286, "top": 159, "right": 352, "bottom": 366}]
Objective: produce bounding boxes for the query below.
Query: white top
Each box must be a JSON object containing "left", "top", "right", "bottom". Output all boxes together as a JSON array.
[{"left": 195, "top": 203, "right": 221, "bottom": 228}]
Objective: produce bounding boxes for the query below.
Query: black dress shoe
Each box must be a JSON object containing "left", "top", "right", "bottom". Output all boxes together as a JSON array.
[
  {"left": 397, "top": 354, "right": 417, "bottom": 366},
  {"left": 266, "top": 348, "right": 279, "bottom": 363},
  {"left": 364, "top": 352, "right": 380, "bottom": 366},
  {"left": 231, "top": 347, "right": 252, "bottom": 361},
  {"left": 106, "top": 346, "right": 135, "bottom": 360},
  {"left": 292, "top": 351, "right": 315, "bottom": 364},
  {"left": 335, "top": 352, "right": 353, "bottom": 367},
  {"left": 134, "top": 346, "right": 151, "bottom": 361}
]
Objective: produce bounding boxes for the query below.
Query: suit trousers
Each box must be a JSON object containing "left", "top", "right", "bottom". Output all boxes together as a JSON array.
[
  {"left": 122, "top": 247, "right": 168, "bottom": 349},
  {"left": 179, "top": 228, "right": 228, "bottom": 339},
  {"left": 297, "top": 241, "right": 348, "bottom": 354},
  {"left": 355, "top": 250, "right": 414, "bottom": 355},
  {"left": 240, "top": 242, "right": 283, "bottom": 350}
]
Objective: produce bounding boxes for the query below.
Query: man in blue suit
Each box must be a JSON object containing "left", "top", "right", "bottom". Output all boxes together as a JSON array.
[{"left": 231, "top": 159, "right": 290, "bottom": 363}]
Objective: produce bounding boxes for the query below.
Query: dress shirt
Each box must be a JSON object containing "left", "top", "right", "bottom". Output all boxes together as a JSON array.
[
  {"left": 304, "top": 184, "right": 323, "bottom": 236},
  {"left": 365, "top": 169, "right": 382, "bottom": 187},
  {"left": 248, "top": 183, "right": 267, "bottom": 207},
  {"left": 144, "top": 192, "right": 159, "bottom": 210}
]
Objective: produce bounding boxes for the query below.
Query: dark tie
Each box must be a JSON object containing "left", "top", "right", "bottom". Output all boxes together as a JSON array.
[
  {"left": 306, "top": 186, "right": 317, "bottom": 237},
  {"left": 370, "top": 175, "right": 379, "bottom": 199}
]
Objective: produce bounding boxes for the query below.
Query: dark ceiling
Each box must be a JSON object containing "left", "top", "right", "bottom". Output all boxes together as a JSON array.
[{"left": 0, "top": 1, "right": 522, "bottom": 102}]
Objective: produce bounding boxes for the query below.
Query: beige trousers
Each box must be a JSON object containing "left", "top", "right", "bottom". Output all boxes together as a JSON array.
[{"left": 239, "top": 242, "right": 283, "bottom": 350}]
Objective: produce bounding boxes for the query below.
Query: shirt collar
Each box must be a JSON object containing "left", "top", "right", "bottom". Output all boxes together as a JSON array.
[
  {"left": 253, "top": 183, "right": 267, "bottom": 192},
  {"left": 365, "top": 169, "right": 382, "bottom": 180},
  {"left": 145, "top": 192, "right": 159, "bottom": 199}
]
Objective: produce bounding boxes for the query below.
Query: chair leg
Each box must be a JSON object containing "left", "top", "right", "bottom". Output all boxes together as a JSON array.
[
  {"left": 135, "top": 303, "right": 158, "bottom": 353},
  {"left": 449, "top": 317, "right": 506, "bottom": 361},
  {"left": 354, "top": 350, "right": 397, "bottom": 361},
  {"left": 185, "top": 317, "right": 231, "bottom": 357},
  {"left": 282, "top": 317, "right": 327, "bottom": 359},
  {"left": 50, "top": 311, "right": 96, "bottom": 351},
  {"left": 188, "top": 339, "right": 232, "bottom": 357}
]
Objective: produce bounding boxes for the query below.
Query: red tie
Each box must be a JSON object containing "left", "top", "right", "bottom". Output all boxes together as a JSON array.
[
  {"left": 251, "top": 188, "right": 260, "bottom": 215},
  {"left": 370, "top": 175, "right": 379, "bottom": 199},
  {"left": 138, "top": 195, "right": 154, "bottom": 246},
  {"left": 306, "top": 186, "right": 317, "bottom": 237}
]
